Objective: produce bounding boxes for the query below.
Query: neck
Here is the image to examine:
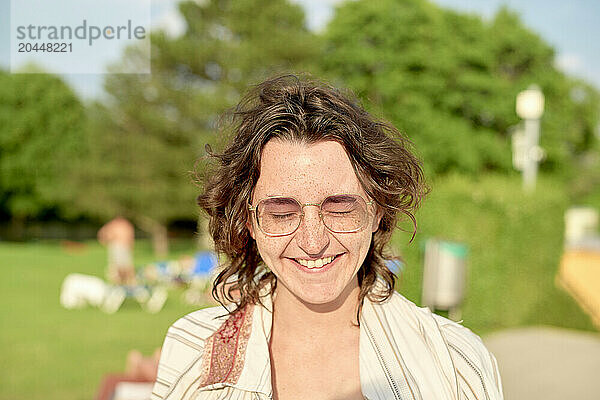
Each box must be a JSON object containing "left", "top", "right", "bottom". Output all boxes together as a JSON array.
[{"left": 271, "top": 279, "right": 361, "bottom": 337}]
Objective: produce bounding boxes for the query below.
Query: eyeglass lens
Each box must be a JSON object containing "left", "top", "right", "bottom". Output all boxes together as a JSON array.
[{"left": 256, "top": 195, "right": 368, "bottom": 235}]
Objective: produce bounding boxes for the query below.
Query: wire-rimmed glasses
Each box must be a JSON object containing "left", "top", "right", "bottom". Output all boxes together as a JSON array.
[{"left": 248, "top": 194, "right": 374, "bottom": 237}]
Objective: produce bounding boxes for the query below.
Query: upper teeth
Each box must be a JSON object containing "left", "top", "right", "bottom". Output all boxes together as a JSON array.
[{"left": 296, "top": 256, "right": 335, "bottom": 269}]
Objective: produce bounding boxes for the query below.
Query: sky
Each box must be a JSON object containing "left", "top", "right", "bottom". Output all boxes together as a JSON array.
[{"left": 1, "top": 0, "right": 599, "bottom": 99}]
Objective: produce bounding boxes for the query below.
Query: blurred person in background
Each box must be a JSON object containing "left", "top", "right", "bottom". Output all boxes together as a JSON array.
[
  {"left": 95, "top": 348, "right": 161, "bottom": 400},
  {"left": 151, "top": 75, "right": 503, "bottom": 400},
  {"left": 98, "top": 216, "right": 136, "bottom": 286}
]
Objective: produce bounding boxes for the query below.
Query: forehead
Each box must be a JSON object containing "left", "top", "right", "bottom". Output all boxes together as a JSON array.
[{"left": 254, "top": 139, "right": 364, "bottom": 200}]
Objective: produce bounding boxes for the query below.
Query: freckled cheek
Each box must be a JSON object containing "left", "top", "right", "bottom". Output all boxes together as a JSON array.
[
  {"left": 340, "top": 233, "right": 371, "bottom": 262},
  {"left": 354, "top": 233, "right": 373, "bottom": 264},
  {"left": 255, "top": 239, "right": 287, "bottom": 269}
]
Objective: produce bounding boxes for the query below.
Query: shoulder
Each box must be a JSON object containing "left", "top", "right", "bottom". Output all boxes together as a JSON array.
[
  {"left": 378, "top": 291, "right": 495, "bottom": 360},
  {"left": 376, "top": 292, "right": 503, "bottom": 399},
  {"left": 372, "top": 289, "right": 438, "bottom": 328},
  {"left": 152, "top": 306, "right": 230, "bottom": 399},
  {"left": 432, "top": 313, "right": 494, "bottom": 366},
  {"left": 160, "top": 305, "right": 230, "bottom": 363},
  {"left": 432, "top": 314, "right": 503, "bottom": 399}
]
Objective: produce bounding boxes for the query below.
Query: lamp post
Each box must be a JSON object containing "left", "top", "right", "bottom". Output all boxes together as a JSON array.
[{"left": 516, "top": 85, "right": 545, "bottom": 192}]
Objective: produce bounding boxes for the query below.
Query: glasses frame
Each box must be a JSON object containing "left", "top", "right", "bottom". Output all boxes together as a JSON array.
[{"left": 248, "top": 193, "right": 375, "bottom": 237}]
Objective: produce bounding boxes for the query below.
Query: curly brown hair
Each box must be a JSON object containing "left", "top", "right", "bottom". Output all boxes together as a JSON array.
[{"left": 196, "top": 74, "right": 427, "bottom": 319}]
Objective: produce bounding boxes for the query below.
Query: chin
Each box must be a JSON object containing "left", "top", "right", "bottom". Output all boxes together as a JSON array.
[
  {"left": 297, "top": 291, "right": 339, "bottom": 306},
  {"left": 292, "top": 281, "right": 355, "bottom": 307}
]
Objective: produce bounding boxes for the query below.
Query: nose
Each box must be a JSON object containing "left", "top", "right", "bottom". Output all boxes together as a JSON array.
[{"left": 295, "top": 206, "right": 330, "bottom": 256}]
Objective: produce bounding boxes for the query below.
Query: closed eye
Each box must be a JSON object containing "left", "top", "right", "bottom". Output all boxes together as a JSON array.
[{"left": 270, "top": 213, "right": 296, "bottom": 219}]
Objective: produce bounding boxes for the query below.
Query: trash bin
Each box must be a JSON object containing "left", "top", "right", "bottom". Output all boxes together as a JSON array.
[{"left": 422, "top": 239, "right": 467, "bottom": 319}]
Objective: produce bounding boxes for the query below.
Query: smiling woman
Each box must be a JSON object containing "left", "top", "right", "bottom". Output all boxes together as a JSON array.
[
  {"left": 247, "top": 140, "right": 379, "bottom": 309},
  {"left": 151, "top": 75, "right": 504, "bottom": 400}
]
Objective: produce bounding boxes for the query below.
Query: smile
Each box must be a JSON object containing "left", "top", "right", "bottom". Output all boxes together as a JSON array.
[{"left": 293, "top": 255, "right": 338, "bottom": 269}]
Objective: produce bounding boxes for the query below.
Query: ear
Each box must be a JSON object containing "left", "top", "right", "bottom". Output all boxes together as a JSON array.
[{"left": 371, "top": 206, "right": 384, "bottom": 233}]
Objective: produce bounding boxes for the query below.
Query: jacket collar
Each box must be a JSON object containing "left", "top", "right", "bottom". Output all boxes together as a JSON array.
[
  {"left": 195, "top": 292, "right": 274, "bottom": 397},
  {"left": 360, "top": 293, "right": 459, "bottom": 400}
]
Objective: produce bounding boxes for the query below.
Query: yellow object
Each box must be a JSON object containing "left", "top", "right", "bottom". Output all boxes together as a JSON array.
[{"left": 557, "top": 250, "right": 600, "bottom": 328}]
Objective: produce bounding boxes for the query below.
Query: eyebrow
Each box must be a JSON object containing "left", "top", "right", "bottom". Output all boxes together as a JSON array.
[
  {"left": 264, "top": 194, "right": 361, "bottom": 202},
  {"left": 263, "top": 197, "right": 297, "bottom": 205},
  {"left": 326, "top": 194, "right": 357, "bottom": 203}
]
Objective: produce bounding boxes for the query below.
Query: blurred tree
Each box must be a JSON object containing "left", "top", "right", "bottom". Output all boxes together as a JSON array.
[
  {"left": 0, "top": 70, "right": 86, "bottom": 237},
  {"left": 74, "top": 0, "right": 319, "bottom": 256},
  {"left": 321, "top": 0, "right": 600, "bottom": 178}
]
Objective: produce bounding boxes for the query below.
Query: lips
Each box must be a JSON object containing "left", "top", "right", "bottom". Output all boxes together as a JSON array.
[
  {"left": 295, "top": 255, "right": 335, "bottom": 269},
  {"left": 289, "top": 254, "right": 342, "bottom": 272}
]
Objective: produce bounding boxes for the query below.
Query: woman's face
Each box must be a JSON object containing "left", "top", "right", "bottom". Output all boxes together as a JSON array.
[{"left": 247, "top": 139, "right": 382, "bottom": 307}]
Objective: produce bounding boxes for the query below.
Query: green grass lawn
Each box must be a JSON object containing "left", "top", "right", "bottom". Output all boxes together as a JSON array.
[
  {"left": 0, "top": 239, "right": 203, "bottom": 400},
  {"left": 0, "top": 174, "right": 596, "bottom": 400}
]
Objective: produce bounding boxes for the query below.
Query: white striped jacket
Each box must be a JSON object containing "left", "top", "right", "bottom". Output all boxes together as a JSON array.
[{"left": 151, "top": 291, "right": 503, "bottom": 400}]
